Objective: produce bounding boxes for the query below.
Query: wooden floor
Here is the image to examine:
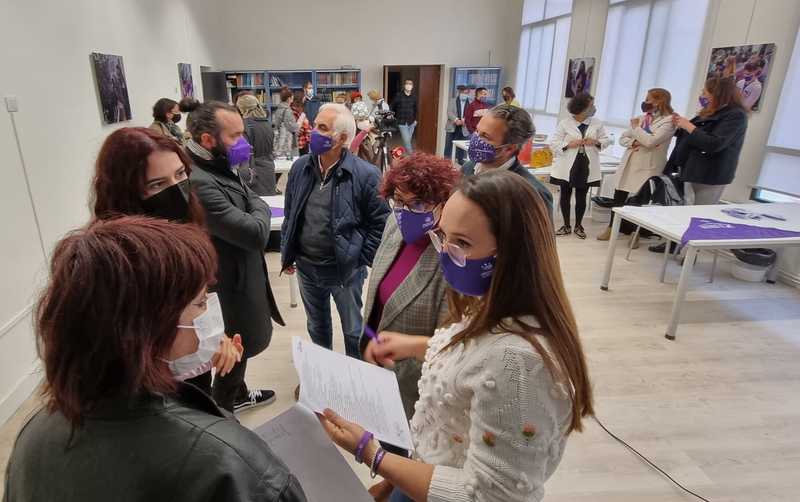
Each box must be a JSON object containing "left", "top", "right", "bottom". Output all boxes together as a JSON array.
[{"left": 2, "top": 188, "right": 800, "bottom": 501}]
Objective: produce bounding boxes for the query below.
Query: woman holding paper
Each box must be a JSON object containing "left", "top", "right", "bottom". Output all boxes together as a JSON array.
[
  {"left": 3, "top": 217, "right": 306, "bottom": 501},
  {"left": 320, "top": 170, "right": 594, "bottom": 502},
  {"left": 359, "top": 152, "right": 460, "bottom": 421}
]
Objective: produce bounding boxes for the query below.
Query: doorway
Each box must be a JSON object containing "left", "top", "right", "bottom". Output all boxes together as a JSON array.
[{"left": 383, "top": 65, "right": 442, "bottom": 154}]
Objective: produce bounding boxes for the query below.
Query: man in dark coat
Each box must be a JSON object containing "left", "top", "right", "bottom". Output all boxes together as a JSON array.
[{"left": 186, "top": 100, "right": 285, "bottom": 413}]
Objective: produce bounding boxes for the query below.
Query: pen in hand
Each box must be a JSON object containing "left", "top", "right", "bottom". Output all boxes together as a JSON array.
[{"left": 363, "top": 325, "right": 383, "bottom": 345}]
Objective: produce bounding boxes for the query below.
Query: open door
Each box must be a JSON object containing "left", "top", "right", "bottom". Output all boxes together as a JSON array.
[
  {"left": 417, "top": 65, "right": 441, "bottom": 154},
  {"left": 384, "top": 64, "right": 442, "bottom": 155}
]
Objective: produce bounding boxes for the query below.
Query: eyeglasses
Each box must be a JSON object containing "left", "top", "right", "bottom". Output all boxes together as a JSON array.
[
  {"left": 387, "top": 197, "right": 433, "bottom": 214},
  {"left": 429, "top": 230, "right": 491, "bottom": 267}
]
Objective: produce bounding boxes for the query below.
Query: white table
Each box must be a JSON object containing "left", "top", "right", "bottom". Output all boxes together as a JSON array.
[
  {"left": 600, "top": 203, "right": 800, "bottom": 340},
  {"left": 261, "top": 196, "right": 299, "bottom": 308},
  {"left": 274, "top": 159, "right": 293, "bottom": 174}
]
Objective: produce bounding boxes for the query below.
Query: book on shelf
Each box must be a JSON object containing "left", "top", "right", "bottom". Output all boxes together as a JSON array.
[{"left": 316, "top": 71, "right": 359, "bottom": 86}]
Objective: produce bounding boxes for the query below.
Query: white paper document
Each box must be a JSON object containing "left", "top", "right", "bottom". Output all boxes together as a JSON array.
[
  {"left": 292, "top": 336, "right": 414, "bottom": 450},
  {"left": 253, "top": 404, "right": 372, "bottom": 502},
  {"left": 616, "top": 206, "right": 683, "bottom": 226}
]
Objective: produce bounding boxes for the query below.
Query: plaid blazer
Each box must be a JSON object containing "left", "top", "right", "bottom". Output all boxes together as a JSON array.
[{"left": 361, "top": 215, "right": 449, "bottom": 419}]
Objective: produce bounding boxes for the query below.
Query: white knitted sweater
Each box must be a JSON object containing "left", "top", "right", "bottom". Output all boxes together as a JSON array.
[{"left": 410, "top": 318, "right": 573, "bottom": 502}]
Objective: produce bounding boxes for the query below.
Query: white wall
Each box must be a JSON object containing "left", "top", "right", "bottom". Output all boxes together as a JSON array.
[
  {"left": 0, "top": 0, "right": 221, "bottom": 426},
  {"left": 214, "top": 0, "right": 525, "bottom": 154}
]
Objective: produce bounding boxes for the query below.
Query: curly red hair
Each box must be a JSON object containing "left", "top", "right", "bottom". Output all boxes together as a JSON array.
[{"left": 381, "top": 152, "right": 461, "bottom": 203}]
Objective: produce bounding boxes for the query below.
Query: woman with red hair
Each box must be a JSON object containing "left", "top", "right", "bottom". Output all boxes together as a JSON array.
[
  {"left": 359, "top": 152, "right": 461, "bottom": 422},
  {"left": 91, "top": 127, "right": 242, "bottom": 397},
  {"left": 3, "top": 217, "right": 306, "bottom": 501}
]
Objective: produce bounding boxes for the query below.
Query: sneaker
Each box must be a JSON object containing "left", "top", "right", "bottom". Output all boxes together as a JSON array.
[
  {"left": 574, "top": 225, "right": 586, "bottom": 239},
  {"left": 648, "top": 242, "right": 667, "bottom": 253},
  {"left": 233, "top": 389, "right": 276, "bottom": 413},
  {"left": 556, "top": 225, "right": 572, "bottom": 236}
]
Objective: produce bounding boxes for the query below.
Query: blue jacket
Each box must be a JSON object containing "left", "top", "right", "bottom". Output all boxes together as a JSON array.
[{"left": 281, "top": 150, "right": 390, "bottom": 284}]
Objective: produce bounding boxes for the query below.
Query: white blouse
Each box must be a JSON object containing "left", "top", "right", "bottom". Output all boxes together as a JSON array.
[{"left": 410, "top": 319, "right": 574, "bottom": 502}]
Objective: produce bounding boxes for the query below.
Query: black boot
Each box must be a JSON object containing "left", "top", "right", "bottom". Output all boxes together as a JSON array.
[{"left": 648, "top": 242, "right": 678, "bottom": 254}]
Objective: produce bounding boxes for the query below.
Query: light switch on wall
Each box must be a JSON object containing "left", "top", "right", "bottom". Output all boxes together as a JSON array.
[{"left": 5, "top": 95, "right": 19, "bottom": 113}]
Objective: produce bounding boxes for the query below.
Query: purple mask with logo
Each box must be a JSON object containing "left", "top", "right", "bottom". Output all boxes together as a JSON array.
[
  {"left": 310, "top": 130, "right": 335, "bottom": 155},
  {"left": 468, "top": 134, "right": 501, "bottom": 163},
  {"left": 439, "top": 252, "right": 496, "bottom": 297},
  {"left": 224, "top": 137, "right": 251, "bottom": 166},
  {"left": 699, "top": 96, "right": 710, "bottom": 108},
  {"left": 395, "top": 208, "right": 437, "bottom": 244}
]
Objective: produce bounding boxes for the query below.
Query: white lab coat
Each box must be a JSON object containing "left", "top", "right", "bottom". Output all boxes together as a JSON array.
[
  {"left": 612, "top": 114, "right": 676, "bottom": 194},
  {"left": 550, "top": 117, "right": 611, "bottom": 185}
]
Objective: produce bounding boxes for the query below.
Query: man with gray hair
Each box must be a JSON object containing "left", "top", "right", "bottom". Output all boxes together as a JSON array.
[
  {"left": 281, "top": 104, "right": 390, "bottom": 361},
  {"left": 460, "top": 104, "right": 554, "bottom": 222}
]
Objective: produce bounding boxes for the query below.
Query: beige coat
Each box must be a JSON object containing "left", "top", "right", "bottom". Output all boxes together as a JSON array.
[
  {"left": 550, "top": 117, "right": 611, "bottom": 184},
  {"left": 612, "top": 114, "right": 676, "bottom": 194},
  {"left": 148, "top": 121, "right": 188, "bottom": 147}
]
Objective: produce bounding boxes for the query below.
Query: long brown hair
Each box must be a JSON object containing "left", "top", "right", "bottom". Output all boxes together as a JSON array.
[
  {"left": 648, "top": 88, "right": 674, "bottom": 115},
  {"left": 92, "top": 127, "right": 205, "bottom": 226},
  {"left": 292, "top": 90, "right": 306, "bottom": 112},
  {"left": 442, "top": 171, "right": 593, "bottom": 433},
  {"left": 36, "top": 217, "right": 218, "bottom": 427},
  {"left": 701, "top": 77, "right": 748, "bottom": 118}
]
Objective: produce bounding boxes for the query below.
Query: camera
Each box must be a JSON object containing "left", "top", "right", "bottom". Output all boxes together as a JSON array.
[{"left": 373, "top": 110, "right": 397, "bottom": 134}]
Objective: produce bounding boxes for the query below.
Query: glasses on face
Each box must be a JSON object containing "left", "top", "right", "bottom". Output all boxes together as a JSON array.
[
  {"left": 427, "top": 230, "right": 472, "bottom": 267},
  {"left": 387, "top": 197, "right": 433, "bottom": 214}
]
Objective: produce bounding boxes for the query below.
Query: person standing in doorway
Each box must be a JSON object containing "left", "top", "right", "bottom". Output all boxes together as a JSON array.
[
  {"left": 444, "top": 85, "right": 471, "bottom": 165},
  {"left": 465, "top": 87, "right": 490, "bottom": 135},
  {"left": 391, "top": 79, "right": 419, "bottom": 154}
]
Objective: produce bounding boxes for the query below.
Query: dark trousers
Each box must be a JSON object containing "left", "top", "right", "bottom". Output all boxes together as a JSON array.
[
  {"left": 559, "top": 186, "right": 590, "bottom": 227},
  {"left": 212, "top": 358, "right": 249, "bottom": 413},
  {"left": 608, "top": 189, "right": 630, "bottom": 226}
]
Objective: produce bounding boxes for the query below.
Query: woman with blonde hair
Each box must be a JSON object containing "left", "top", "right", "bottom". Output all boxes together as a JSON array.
[
  {"left": 598, "top": 88, "right": 676, "bottom": 243},
  {"left": 237, "top": 94, "right": 277, "bottom": 195},
  {"left": 321, "top": 170, "right": 594, "bottom": 502}
]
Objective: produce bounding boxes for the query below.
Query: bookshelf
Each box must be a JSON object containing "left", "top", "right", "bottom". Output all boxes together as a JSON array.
[
  {"left": 225, "top": 71, "right": 268, "bottom": 106},
  {"left": 265, "top": 69, "right": 361, "bottom": 109},
  {"left": 450, "top": 67, "right": 504, "bottom": 107},
  {"left": 315, "top": 69, "right": 361, "bottom": 103}
]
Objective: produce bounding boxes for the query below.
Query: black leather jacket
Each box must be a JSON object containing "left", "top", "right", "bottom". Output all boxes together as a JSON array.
[{"left": 3, "top": 385, "right": 306, "bottom": 502}]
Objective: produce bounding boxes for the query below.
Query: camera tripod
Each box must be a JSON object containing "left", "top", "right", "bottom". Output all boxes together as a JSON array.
[{"left": 372, "top": 132, "right": 394, "bottom": 174}]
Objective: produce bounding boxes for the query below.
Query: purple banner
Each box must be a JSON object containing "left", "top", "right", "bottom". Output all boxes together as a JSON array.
[
  {"left": 271, "top": 207, "right": 284, "bottom": 218},
  {"left": 681, "top": 217, "right": 800, "bottom": 247}
]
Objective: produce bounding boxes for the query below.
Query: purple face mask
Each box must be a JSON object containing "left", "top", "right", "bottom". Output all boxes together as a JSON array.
[
  {"left": 479, "top": 96, "right": 487, "bottom": 103},
  {"left": 225, "top": 137, "right": 251, "bottom": 166},
  {"left": 395, "top": 208, "right": 437, "bottom": 244},
  {"left": 310, "top": 130, "right": 335, "bottom": 155},
  {"left": 468, "top": 134, "right": 505, "bottom": 164},
  {"left": 699, "top": 96, "right": 710, "bottom": 108},
  {"left": 439, "top": 251, "right": 495, "bottom": 297}
]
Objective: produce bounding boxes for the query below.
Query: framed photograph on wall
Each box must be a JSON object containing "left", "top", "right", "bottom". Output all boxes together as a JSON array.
[
  {"left": 178, "top": 63, "right": 194, "bottom": 98},
  {"left": 708, "top": 44, "right": 775, "bottom": 111},
  {"left": 91, "top": 53, "right": 132, "bottom": 124},
  {"left": 565, "top": 57, "right": 595, "bottom": 98}
]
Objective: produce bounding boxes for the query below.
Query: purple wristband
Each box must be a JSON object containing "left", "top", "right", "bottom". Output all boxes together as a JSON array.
[
  {"left": 355, "top": 431, "right": 374, "bottom": 464},
  {"left": 370, "top": 447, "right": 387, "bottom": 478}
]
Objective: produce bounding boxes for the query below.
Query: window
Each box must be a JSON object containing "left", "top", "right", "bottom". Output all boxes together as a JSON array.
[
  {"left": 517, "top": 0, "right": 573, "bottom": 135},
  {"left": 755, "top": 25, "right": 800, "bottom": 203},
  {"left": 594, "top": 0, "right": 711, "bottom": 157}
]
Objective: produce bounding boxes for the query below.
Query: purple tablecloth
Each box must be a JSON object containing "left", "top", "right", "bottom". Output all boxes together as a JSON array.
[{"left": 681, "top": 217, "right": 800, "bottom": 247}]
